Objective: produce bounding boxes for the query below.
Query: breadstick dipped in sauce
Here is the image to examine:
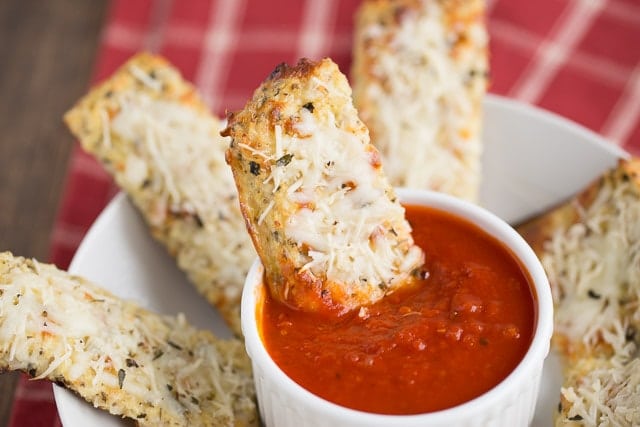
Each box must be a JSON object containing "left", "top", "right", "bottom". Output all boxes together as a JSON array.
[
  {"left": 226, "top": 58, "right": 538, "bottom": 417},
  {"left": 223, "top": 58, "right": 424, "bottom": 314}
]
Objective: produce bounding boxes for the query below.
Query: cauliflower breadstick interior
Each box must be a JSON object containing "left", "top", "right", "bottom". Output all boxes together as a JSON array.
[{"left": 224, "top": 58, "right": 424, "bottom": 314}]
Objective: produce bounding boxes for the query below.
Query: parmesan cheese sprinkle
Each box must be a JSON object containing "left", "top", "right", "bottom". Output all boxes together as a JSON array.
[
  {"left": 352, "top": 0, "right": 487, "bottom": 201},
  {"left": 226, "top": 58, "right": 424, "bottom": 312},
  {"left": 0, "top": 252, "right": 257, "bottom": 427},
  {"left": 539, "top": 163, "right": 640, "bottom": 425}
]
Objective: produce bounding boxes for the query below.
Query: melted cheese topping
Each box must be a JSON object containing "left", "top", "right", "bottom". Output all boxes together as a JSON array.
[
  {"left": 559, "top": 356, "right": 640, "bottom": 425},
  {"left": 540, "top": 171, "right": 640, "bottom": 425},
  {"left": 285, "top": 110, "right": 422, "bottom": 291},
  {"left": 353, "top": 0, "right": 487, "bottom": 201},
  {"left": 542, "top": 178, "right": 640, "bottom": 355},
  {"left": 108, "top": 91, "right": 254, "bottom": 301},
  {"left": 0, "top": 253, "right": 255, "bottom": 426},
  {"left": 258, "top": 94, "right": 424, "bottom": 305}
]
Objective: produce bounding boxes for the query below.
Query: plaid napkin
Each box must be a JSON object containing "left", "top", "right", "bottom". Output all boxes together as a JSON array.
[{"left": 9, "top": 0, "right": 640, "bottom": 425}]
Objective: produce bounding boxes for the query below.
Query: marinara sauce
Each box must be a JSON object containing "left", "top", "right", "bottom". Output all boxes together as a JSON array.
[{"left": 260, "top": 205, "right": 535, "bottom": 415}]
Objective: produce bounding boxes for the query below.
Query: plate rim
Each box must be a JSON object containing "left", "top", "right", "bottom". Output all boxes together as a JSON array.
[{"left": 483, "top": 94, "right": 628, "bottom": 161}]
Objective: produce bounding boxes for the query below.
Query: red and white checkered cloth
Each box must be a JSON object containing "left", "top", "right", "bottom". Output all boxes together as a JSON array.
[{"left": 8, "top": 0, "right": 640, "bottom": 425}]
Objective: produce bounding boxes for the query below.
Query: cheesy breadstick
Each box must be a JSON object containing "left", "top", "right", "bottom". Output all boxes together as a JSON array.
[
  {"left": 518, "top": 159, "right": 640, "bottom": 425},
  {"left": 64, "top": 53, "right": 254, "bottom": 335},
  {"left": 0, "top": 252, "right": 257, "bottom": 427},
  {"left": 224, "top": 58, "right": 424, "bottom": 313},
  {"left": 351, "top": 0, "right": 488, "bottom": 201}
]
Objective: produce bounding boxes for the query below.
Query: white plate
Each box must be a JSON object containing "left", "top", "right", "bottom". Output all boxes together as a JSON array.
[{"left": 54, "top": 94, "right": 627, "bottom": 426}]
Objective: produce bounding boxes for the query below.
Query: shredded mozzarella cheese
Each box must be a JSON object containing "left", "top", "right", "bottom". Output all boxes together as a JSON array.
[
  {"left": 259, "top": 100, "right": 423, "bottom": 302},
  {"left": 108, "top": 91, "right": 254, "bottom": 295},
  {"left": 352, "top": 0, "right": 487, "bottom": 201},
  {"left": 540, "top": 168, "right": 640, "bottom": 425},
  {"left": 0, "top": 252, "right": 255, "bottom": 426}
]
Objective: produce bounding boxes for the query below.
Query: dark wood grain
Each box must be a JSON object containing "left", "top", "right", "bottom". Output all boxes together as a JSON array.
[{"left": 0, "top": 0, "right": 108, "bottom": 424}]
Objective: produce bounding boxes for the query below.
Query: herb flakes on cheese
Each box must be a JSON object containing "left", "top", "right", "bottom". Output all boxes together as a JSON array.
[
  {"left": 518, "top": 159, "right": 640, "bottom": 426},
  {"left": 64, "top": 53, "right": 255, "bottom": 335},
  {"left": 0, "top": 252, "right": 257, "bottom": 427},
  {"left": 224, "top": 58, "right": 424, "bottom": 313},
  {"left": 352, "top": 0, "right": 488, "bottom": 201}
]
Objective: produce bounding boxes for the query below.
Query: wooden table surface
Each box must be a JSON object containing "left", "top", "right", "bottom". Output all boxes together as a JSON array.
[{"left": 0, "top": 0, "right": 108, "bottom": 424}]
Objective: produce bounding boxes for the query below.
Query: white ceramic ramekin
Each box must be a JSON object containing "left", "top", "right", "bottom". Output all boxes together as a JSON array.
[{"left": 241, "top": 189, "right": 553, "bottom": 427}]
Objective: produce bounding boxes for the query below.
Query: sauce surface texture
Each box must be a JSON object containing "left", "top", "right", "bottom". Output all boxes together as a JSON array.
[{"left": 260, "top": 205, "right": 535, "bottom": 414}]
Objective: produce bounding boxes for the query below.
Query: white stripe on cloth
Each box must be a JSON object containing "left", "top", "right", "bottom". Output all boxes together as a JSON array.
[
  {"left": 604, "top": 0, "right": 640, "bottom": 26},
  {"left": 233, "top": 29, "right": 298, "bottom": 50},
  {"left": 490, "top": 19, "right": 633, "bottom": 87},
  {"left": 195, "top": 0, "right": 247, "bottom": 112},
  {"left": 164, "top": 23, "right": 205, "bottom": 47},
  {"left": 101, "top": 0, "right": 172, "bottom": 52},
  {"left": 509, "top": 0, "right": 607, "bottom": 104},
  {"left": 102, "top": 22, "right": 145, "bottom": 49},
  {"left": 108, "top": 24, "right": 354, "bottom": 57},
  {"left": 144, "top": 0, "right": 173, "bottom": 52},
  {"left": 296, "top": 0, "right": 337, "bottom": 60},
  {"left": 561, "top": 50, "right": 633, "bottom": 87},
  {"left": 601, "top": 64, "right": 640, "bottom": 145}
]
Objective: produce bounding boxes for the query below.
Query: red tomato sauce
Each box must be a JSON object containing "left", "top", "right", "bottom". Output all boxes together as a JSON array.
[{"left": 260, "top": 205, "right": 536, "bottom": 415}]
